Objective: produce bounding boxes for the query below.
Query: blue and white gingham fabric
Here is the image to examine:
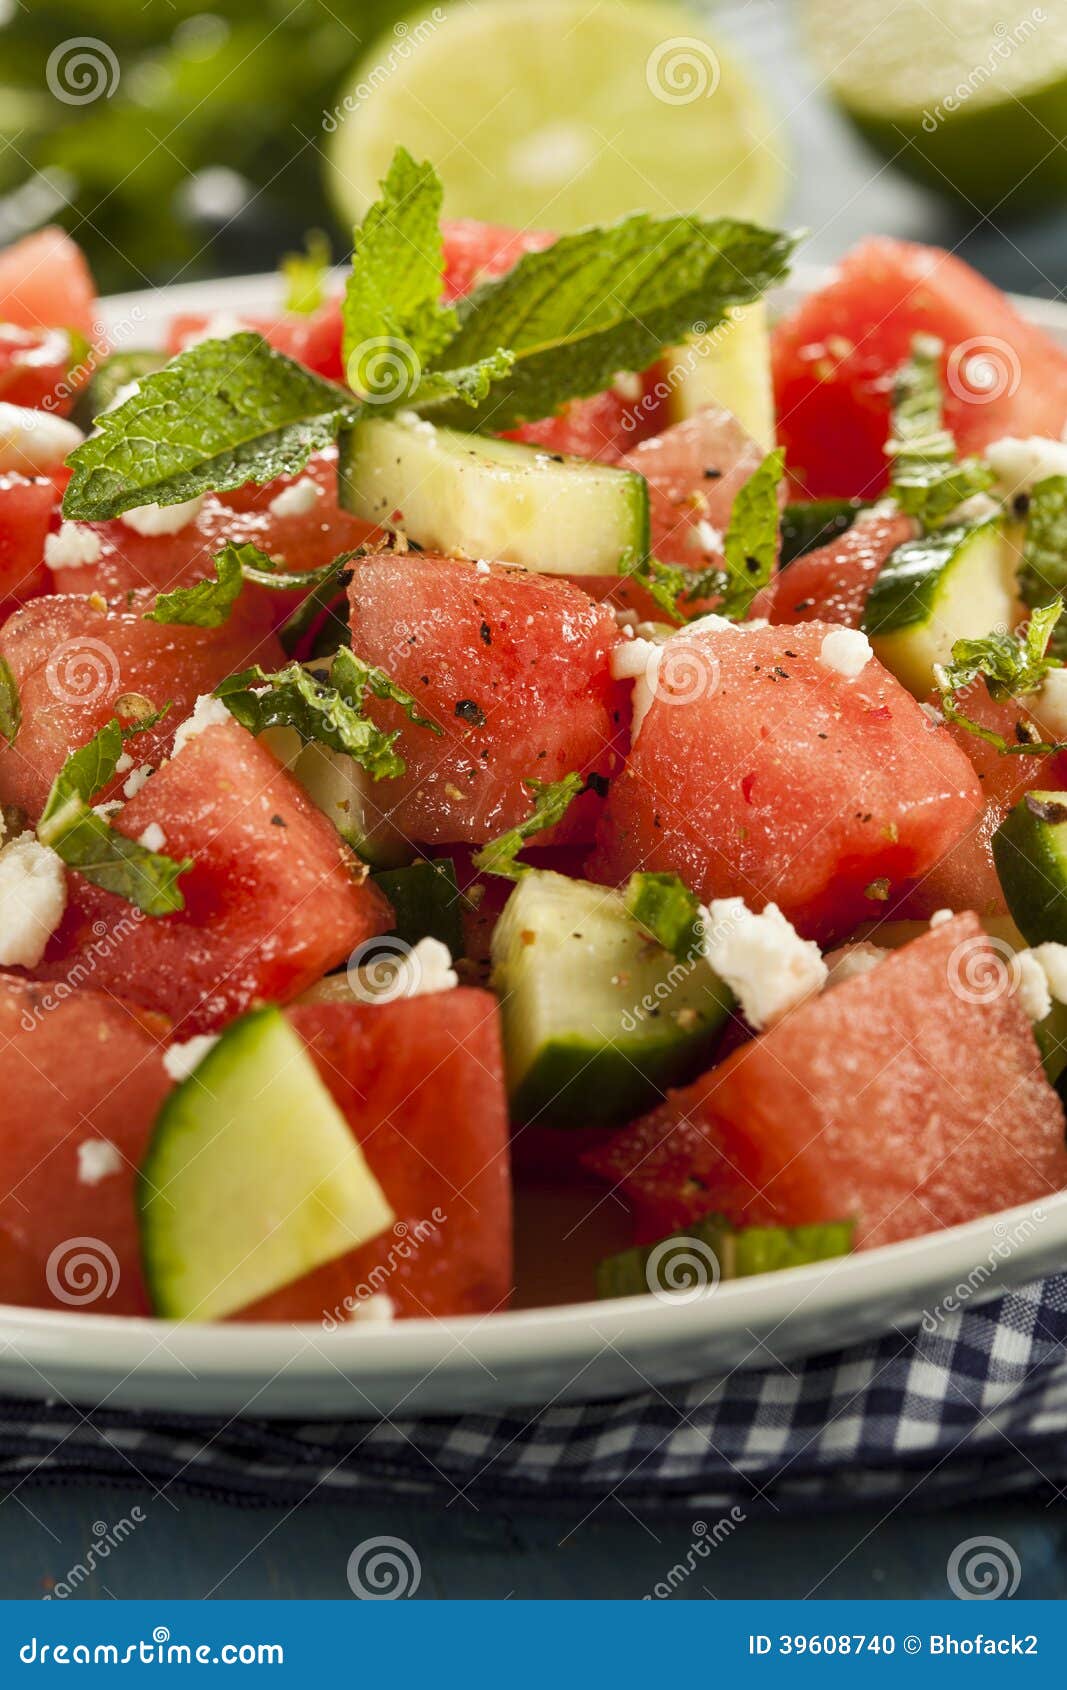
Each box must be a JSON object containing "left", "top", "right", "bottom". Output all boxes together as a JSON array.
[{"left": 2, "top": 1281, "right": 1067, "bottom": 1511}]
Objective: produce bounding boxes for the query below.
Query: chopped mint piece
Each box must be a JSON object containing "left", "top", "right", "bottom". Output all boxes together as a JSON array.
[
  {"left": 145, "top": 542, "right": 362, "bottom": 630},
  {"left": 720, "top": 447, "right": 785, "bottom": 618},
  {"left": 624, "top": 871, "right": 704, "bottom": 960},
  {"left": 935, "top": 598, "right": 1066, "bottom": 755},
  {"left": 1019, "top": 476, "right": 1067, "bottom": 654},
  {"left": 472, "top": 772, "right": 586, "bottom": 880},
  {"left": 281, "top": 231, "right": 331, "bottom": 315},
  {"left": 0, "top": 658, "right": 19, "bottom": 746},
  {"left": 887, "top": 335, "right": 995, "bottom": 529}
]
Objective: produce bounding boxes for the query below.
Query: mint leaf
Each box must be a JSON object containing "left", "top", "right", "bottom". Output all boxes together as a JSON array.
[
  {"left": 145, "top": 546, "right": 245, "bottom": 627},
  {"left": 342, "top": 148, "right": 457, "bottom": 402},
  {"left": 472, "top": 772, "right": 586, "bottom": 879},
  {"left": 623, "top": 555, "right": 722, "bottom": 623},
  {"left": 281, "top": 231, "right": 331, "bottom": 315},
  {"left": 0, "top": 658, "right": 19, "bottom": 746},
  {"left": 411, "top": 348, "right": 515, "bottom": 412},
  {"left": 935, "top": 599, "right": 1066, "bottom": 755},
  {"left": 1019, "top": 476, "right": 1067, "bottom": 654},
  {"left": 624, "top": 871, "right": 704, "bottom": 960},
  {"left": 429, "top": 216, "right": 796, "bottom": 431},
  {"left": 720, "top": 447, "right": 785, "bottom": 618},
  {"left": 214, "top": 648, "right": 437, "bottom": 781},
  {"left": 887, "top": 334, "right": 995, "bottom": 529},
  {"left": 37, "top": 716, "right": 191, "bottom": 916},
  {"left": 62, "top": 334, "right": 355, "bottom": 521}
]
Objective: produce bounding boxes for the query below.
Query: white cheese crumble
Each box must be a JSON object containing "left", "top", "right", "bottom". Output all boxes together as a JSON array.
[
  {"left": 1027, "top": 942, "right": 1067, "bottom": 1009},
  {"left": 985, "top": 435, "right": 1067, "bottom": 497},
  {"left": 77, "top": 1139, "right": 123, "bottom": 1185},
  {"left": 137, "top": 822, "right": 166, "bottom": 853},
  {"left": 610, "top": 634, "right": 662, "bottom": 745},
  {"left": 0, "top": 834, "right": 67, "bottom": 968},
  {"left": 121, "top": 495, "right": 205, "bottom": 537},
  {"left": 268, "top": 477, "right": 321, "bottom": 518},
  {"left": 91, "top": 800, "right": 122, "bottom": 819},
  {"left": 612, "top": 371, "right": 643, "bottom": 401},
  {"left": 349, "top": 1292, "right": 395, "bottom": 1324},
  {"left": 1026, "top": 668, "right": 1067, "bottom": 744},
  {"left": 823, "top": 940, "right": 887, "bottom": 988},
  {"left": 702, "top": 898, "right": 827, "bottom": 1030},
  {"left": 114, "top": 752, "right": 134, "bottom": 775},
  {"left": 170, "top": 693, "right": 232, "bottom": 759},
  {"left": 122, "top": 763, "right": 153, "bottom": 800},
  {"left": 930, "top": 908, "right": 954, "bottom": 929},
  {"left": 44, "top": 521, "right": 103, "bottom": 571},
  {"left": 474, "top": 559, "right": 492, "bottom": 576},
  {"left": 162, "top": 1033, "right": 220, "bottom": 1083},
  {"left": 1014, "top": 948, "right": 1052, "bottom": 1023},
  {"left": 401, "top": 936, "right": 458, "bottom": 998},
  {"left": 689, "top": 519, "right": 725, "bottom": 555},
  {"left": 947, "top": 492, "right": 1001, "bottom": 526},
  {"left": 0, "top": 403, "right": 83, "bottom": 473},
  {"left": 819, "top": 626, "right": 873, "bottom": 679}
]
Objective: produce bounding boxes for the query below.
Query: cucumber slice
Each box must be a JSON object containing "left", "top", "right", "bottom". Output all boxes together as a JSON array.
[
  {"left": 861, "top": 518, "right": 1017, "bottom": 696},
  {"left": 780, "top": 498, "right": 865, "bottom": 566},
  {"left": 491, "top": 868, "right": 733, "bottom": 1129},
  {"left": 138, "top": 1006, "right": 394, "bottom": 1320},
  {"left": 338, "top": 414, "right": 649, "bottom": 576},
  {"left": 373, "top": 859, "right": 465, "bottom": 960},
  {"left": 259, "top": 725, "right": 413, "bottom": 869},
  {"left": 664, "top": 302, "right": 775, "bottom": 449},
  {"left": 993, "top": 792, "right": 1067, "bottom": 947},
  {"left": 597, "top": 1213, "right": 854, "bottom": 1298}
]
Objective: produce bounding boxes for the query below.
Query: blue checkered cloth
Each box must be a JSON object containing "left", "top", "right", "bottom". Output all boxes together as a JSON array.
[{"left": 1, "top": 1282, "right": 1066, "bottom": 1511}]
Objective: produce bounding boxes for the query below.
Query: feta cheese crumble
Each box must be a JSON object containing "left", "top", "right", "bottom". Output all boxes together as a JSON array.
[
  {"left": 823, "top": 940, "right": 887, "bottom": 988},
  {"left": 121, "top": 495, "right": 205, "bottom": 537},
  {"left": 985, "top": 435, "right": 1067, "bottom": 498},
  {"left": 171, "top": 693, "right": 231, "bottom": 758},
  {"left": 819, "top": 626, "right": 873, "bottom": 679},
  {"left": 1026, "top": 942, "right": 1067, "bottom": 1010},
  {"left": 268, "top": 477, "right": 321, "bottom": 518},
  {"left": 44, "top": 522, "right": 103, "bottom": 571},
  {"left": 610, "top": 634, "right": 662, "bottom": 744},
  {"left": 930, "top": 908, "right": 954, "bottom": 929},
  {"left": 402, "top": 936, "right": 458, "bottom": 998},
  {"left": 349, "top": 1293, "right": 395, "bottom": 1324},
  {"left": 1014, "top": 948, "right": 1052, "bottom": 1023},
  {"left": 0, "top": 834, "right": 67, "bottom": 968},
  {"left": 77, "top": 1139, "right": 123, "bottom": 1186},
  {"left": 122, "top": 763, "right": 153, "bottom": 800},
  {"left": 689, "top": 519, "right": 725, "bottom": 555},
  {"left": 0, "top": 403, "right": 83, "bottom": 473},
  {"left": 474, "top": 560, "right": 492, "bottom": 576},
  {"left": 702, "top": 898, "right": 827, "bottom": 1029},
  {"left": 162, "top": 1033, "right": 219, "bottom": 1083},
  {"left": 137, "top": 822, "right": 166, "bottom": 853}
]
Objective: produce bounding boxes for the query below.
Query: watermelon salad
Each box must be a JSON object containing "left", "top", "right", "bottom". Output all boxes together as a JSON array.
[{"left": 2, "top": 148, "right": 1067, "bottom": 1329}]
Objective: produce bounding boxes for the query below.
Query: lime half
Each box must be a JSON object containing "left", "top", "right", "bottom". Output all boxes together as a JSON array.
[
  {"left": 804, "top": 0, "right": 1067, "bottom": 211},
  {"left": 326, "top": 0, "right": 787, "bottom": 231}
]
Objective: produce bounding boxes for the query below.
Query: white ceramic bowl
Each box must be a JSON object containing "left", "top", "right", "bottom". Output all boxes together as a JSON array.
[{"left": 2, "top": 266, "right": 1062, "bottom": 1419}]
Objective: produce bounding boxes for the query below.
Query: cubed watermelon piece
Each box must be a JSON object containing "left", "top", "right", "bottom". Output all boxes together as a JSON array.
[
  {"left": 753, "top": 509, "right": 917, "bottom": 628},
  {"left": 0, "top": 589, "right": 283, "bottom": 822},
  {"left": 35, "top": 719, "right": 391, "bottom": 1035},
  {"left": 47, "top": 447, "right": 374, "bottom": 614},
  {"left": 0, "top": 228, "right": 99, "bottom": 343},
  {"left": 586, "top": 914, "right": 1067, "bottom": 1249},
  {"left": 166, "top": 297, "right": 344, "bottom": 381},
  {"left": 507, "top": 379, "right": 668, "bottom": 465},
  {"left": 242, "top": 989, "right": 512, "bottom": 1320},
  {"left": 0, "top": 324, "right": 80, "bottom": 414},
  {"left": 0, "top": 471, "right": 56, "bottom": 608},
  {"left": 441, "top": 219, "right": 555, "bottom": 300},
  {"left": 616, "top": 405, "right": 773, "bottom": 572},
  {"left": 772, "top": 238, "right": 1067, "bottom": 499},
  {"left": 588, "top": 619, "right": 982, "bottom": 943},
  {"left": 347, "top": 552, "right": 627, "bottom": 847},
  {"left": 0, "top": 974, "right": 170, "bottom": 1315}
]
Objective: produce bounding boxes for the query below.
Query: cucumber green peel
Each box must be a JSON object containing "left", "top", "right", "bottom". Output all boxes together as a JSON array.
[{"left": 597, "top": 1214, "right": 855, "bottom": 1299}]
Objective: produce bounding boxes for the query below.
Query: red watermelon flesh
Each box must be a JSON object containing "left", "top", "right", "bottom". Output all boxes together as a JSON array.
[
  {"left": 34, "top": 719, "right": 391, "bottom": 1035},
  {"left": 585, "top": 914, "right": 1067, "bottom": 1250},
  {"left": 0, "top": 974, "right": 170, "bottom": 1316},
  {"left": 48, "top": 447, "right": 373, "bottom": 614},
  {"left": 0, "top": 471, "right": 56, "bottom": 608},
  {"left": 0, "top": 324, "right": 80, "bottom": 414},
  {"left": 753, "top": 509, "right": 917, "bottom": 627},
  {"left": 772, "top": 237, "right": 1067, "bottom": 499},
  {"left": 347, "top": 552, "right": 627, "bottom": 848},
  {"left": 0, "top": 590, "right": 283, "bottom": 823},
  {"left": 588, "top": 619, "right": 982, "bottom": 944},
  {"left": 0, "top": 228, "right": 99, "bottom": 343},
  {"left": 508, "top": 379, "right": 668, "bottom": 465},
  {"left": 244, "top": 989, "right": 512, "bottom": 1321},
  {"left": 441, "top": 218, "right": 555, "bottom": 300},
  {"left": 166, "top": 297, "right": 344, "bottom": 381}
]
